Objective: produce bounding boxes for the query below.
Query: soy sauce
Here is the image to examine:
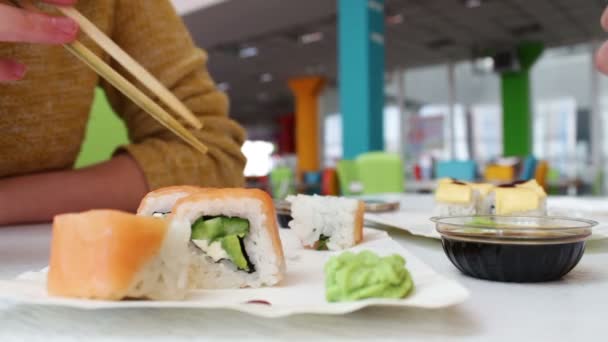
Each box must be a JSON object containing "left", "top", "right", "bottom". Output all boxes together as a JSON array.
[
  {"left": 442, "top": 238, "right": 586, "bottom": 283},
  {"left": 277, "top": 213, "right": 292, "bottom": 229}
]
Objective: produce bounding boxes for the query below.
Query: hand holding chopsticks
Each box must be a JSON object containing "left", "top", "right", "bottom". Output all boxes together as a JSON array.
[
  {"left": 0, "top": 0, "right": 78, "bottom": 81},
  {"left": 7, "top": 0, "right": 208, "bottom": 154},
  {"left": 57, "top": 6, "right": 203, "bottom": 130}
]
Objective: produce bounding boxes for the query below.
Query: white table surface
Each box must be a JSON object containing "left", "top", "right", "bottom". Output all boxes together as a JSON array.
[{"left": 1, "top": 223, "right": 607, "bottom": 341}]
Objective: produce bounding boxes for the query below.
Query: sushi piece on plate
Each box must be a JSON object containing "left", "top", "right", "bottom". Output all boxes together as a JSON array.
[
  {"left": 274, "top": 199, "right": 293, "bottom": 228},
  {"left": 173, "top": 188, "right": 285, "bottom": 289},
  {"left": 287, "top": 194, "right": 365, "bottom": 251},
  {"left": 434, "top": 180, "right": 479, "bottom": 216},
  {"left": 466, "top": 182, "right": 495, "bottom": 214},
  {"left": 467, "top": 182, "right": 495, "bottom": 198},
  {"left": 514, "top": 179, "right": 547, "bottom": 198},
  {"left": 47, "top": 210, "right": 191, "bottom": 300},
  {"left": 484, "top": 186, "right": 546, "bottom": 216},
  {"left": 137, "top": 185, "right": 203, "bottom": 217}
]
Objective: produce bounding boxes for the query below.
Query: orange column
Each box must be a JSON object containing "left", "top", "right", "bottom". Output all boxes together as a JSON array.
[{"left": 288, "top": 76, "right": 325, "bottom": 175}]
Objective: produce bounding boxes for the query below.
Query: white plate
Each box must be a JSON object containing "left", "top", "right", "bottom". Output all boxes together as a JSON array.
[
  {"left": 366, "top": 210, "right": 608, "bottom": 241},
  {"left": 547, "top": 197, "right": 608, "bottom": 216},
  {"left": 366, "top": 211, "right": 441, "bottom": 239},
  {"left": 0, "top": 228, "right": 469, "bottom": 318}
]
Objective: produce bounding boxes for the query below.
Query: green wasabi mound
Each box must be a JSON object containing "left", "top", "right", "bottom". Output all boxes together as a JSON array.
[{"left": 324, "top": 251, "right": 414, "bottom": 302}]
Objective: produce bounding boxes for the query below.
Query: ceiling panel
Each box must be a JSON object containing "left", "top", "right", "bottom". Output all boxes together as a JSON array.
[{"left": 184, "top": 0, "right": 604, "bottom": 121}]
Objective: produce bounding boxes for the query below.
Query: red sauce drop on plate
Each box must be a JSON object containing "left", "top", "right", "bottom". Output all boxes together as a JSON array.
[{"left": 246, "top": 300, "right": 272, "bottom": 306}]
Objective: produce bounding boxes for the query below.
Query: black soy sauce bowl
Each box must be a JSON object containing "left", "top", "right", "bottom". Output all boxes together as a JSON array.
[
  {"left": 430, "top": 215, "right": 598, "bottom": 283},
  {"left": 276, "top": 212, "right": 293, "bottom": 228},
  {"left": 274, "top": 200, "right": 292, "bottom": 229}
]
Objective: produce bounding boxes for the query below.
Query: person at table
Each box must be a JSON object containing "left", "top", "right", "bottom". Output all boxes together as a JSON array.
[
  {"left": 597, "top": 7, "right": 608, "bottom": 74},
  {"left": 0, "top": 0, "right": 246, "bottom": 225}
]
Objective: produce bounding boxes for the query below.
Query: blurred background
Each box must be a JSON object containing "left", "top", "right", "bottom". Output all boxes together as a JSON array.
[{"left": 79, "top": 0, "right": 608, "bottom": 198}]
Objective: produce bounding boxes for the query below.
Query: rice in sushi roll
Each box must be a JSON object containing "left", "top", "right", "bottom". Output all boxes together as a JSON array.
[
  {"left": 48, "top": 210, "right": 191, "bottom": 300},
  {"left": 467, "top": 182, "right": 495, "bottom": 214},
  {"left": 287, "top": 194, "right": 365, "bottom": 251},
  {"left": 173, "top": 188, "right": 285, "bottom": 289},
  {"left": 137, "top": 185, "right": 204, "bottom": 217},
  {"left": 434, "top": 180, "right": 479, "bottom": 216}
]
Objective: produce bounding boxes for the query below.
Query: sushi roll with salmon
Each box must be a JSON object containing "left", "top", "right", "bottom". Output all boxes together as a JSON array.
[
  {"left": 137, "top": 185, "right": 204, "bottom": 217},
  {"left": 287, "top": 194, "right": 365, "bottom": 251},
  {"left": 172, "top": 188, "right": 285, "bottom": 289},
  {"left": 47, "top": 210, "right": 191, "bottom": 300}
]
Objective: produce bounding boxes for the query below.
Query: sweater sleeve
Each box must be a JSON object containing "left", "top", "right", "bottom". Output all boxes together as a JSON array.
[{"left": 100, "top": 0, "right": 246, "bottom": 190}]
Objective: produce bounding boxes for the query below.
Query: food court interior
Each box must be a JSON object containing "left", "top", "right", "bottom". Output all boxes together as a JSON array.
[
  {"left": 82, "top": 0, "right": 606, "bottom": 198},
  {"left": 4, "top": 1, "right": 608, "bottom": 340}
]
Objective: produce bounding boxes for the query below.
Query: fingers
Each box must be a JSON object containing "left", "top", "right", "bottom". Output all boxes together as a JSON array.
[
  {"left": 602, "top": 6, "right": 608, "bottom": 31},
  {"left": 39, "top": 0, "right": 77, "bottom": 5},
  {"left": 0, "top": 59, "right": 26, "bottom": 82},
  {"left": 0, "top": 3, "right": 78, "bottom": 44},
  {"left": 597, "top": 7, "right": 608, "bottom": 75},
  {"left": 596, "top": 41, "right": 608, "bottom": 75}
]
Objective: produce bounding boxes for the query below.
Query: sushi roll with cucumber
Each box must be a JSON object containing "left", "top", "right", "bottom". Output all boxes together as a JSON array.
[
  {"left": 287, "top": 194, "right": 365, "bottom": 251},
  {"left": 434, "top": 180, "right": 479, "bottom": 216},
  {"left": 173, "top": 188, "right": 285, "bottom": 289},
  {"left": 137, "top": 185, "right": 204, "bottom": 218},
  {"left": 47, "top": 210, "right": 191, "bottom": 300}
]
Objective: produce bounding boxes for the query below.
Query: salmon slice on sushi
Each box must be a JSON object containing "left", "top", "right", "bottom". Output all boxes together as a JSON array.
[
  {"left": 48, "top": 210, "right": 191, "bottom": 300},
  {"left": 137, "top": 185, "right": 204, "bottom": 217}
]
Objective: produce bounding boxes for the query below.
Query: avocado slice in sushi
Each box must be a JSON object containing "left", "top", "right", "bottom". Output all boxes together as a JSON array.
[
  {"left": 190, "top": 216, "right": 253, "bottom": 272},
  {"left": 221, "top": 235, "right": 251, "bottom": 271},
  {"left": 191, "top": 217, "right": 223, "bottom": 241},
  {"left": 223, "top": 217, "right": 249, "bottom": 236}
]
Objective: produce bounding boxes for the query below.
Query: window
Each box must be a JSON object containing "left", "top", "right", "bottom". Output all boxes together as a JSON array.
[
  {"left": 533, "top": 98, "right": 578, "bottom": 178},
  {"left": 471, "top": 104, "right": 502, "bottom": 162},
  {"left": 242, "top": 140, "right": 275, "bottom": 177},
  {"left": 531, "top": 43, "right": 593, "bottom": 183},
  {"left": 415, "top": 104, "right": 468, "bottom": 160},
  {"left": 323, "top": 113, "right": 342, "bottom": 166}
]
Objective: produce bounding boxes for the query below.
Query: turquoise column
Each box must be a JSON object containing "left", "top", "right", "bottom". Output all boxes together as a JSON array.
[{"left": 339, "top": 0, "right": 385, "bottom": 159}]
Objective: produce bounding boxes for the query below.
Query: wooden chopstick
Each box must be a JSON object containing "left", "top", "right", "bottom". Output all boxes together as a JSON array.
[
  {"left": 10, "top": 0, "right": 208, "bottom": 154},
  {"left": 56, "top": 6, "right": 203, "bottom": 130},
  {"left": 64, "top": 41, "right": 208, "bottom": 154}
]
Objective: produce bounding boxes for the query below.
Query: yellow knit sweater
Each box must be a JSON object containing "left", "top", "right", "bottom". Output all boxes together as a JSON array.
[{"left": 0, "top": 0, "right": 246, "bottom": 189}]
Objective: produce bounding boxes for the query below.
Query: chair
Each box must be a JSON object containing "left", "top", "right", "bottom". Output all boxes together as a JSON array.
[
  {"left": 545, "top": 167, "right": 561, "bottom": 194},
  {"left": 269, "top": 166, "right": 295, "bottom": 199},
  {"left": 593, "top": 168, "right": 604, "bottom": 196},
  {"left": 484, "top": 164, "right": 515, "bottom": 183},
  {"left": 75, "top": 87, "right": 129, "bottom": 168},
  {"left": 355, "top": 152, "right": 404, "bottom": 194},
  {"left": 435, "top": 160, "right": 477, "bottom": 181},
  {"left": 534, "top": 160, "right": 549, "bottom": 189},
  {"left": 336, "top": 160, "right": 359, "bottom": 196},
  {"left": 303, "top": 171, "right": 322, "bottom": 195},
  {"left": 519, "top": 155, "right": 538, "bottom": 181},
  {"left": 321, "top": 168, "right": 339, "bottom": 196}
]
